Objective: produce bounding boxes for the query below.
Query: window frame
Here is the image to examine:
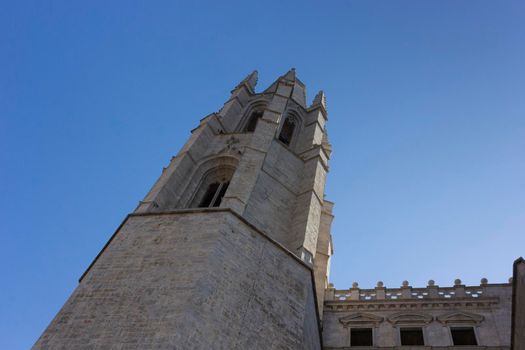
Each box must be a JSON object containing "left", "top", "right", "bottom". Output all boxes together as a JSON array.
[
  {"left": 399, "top": 327, "right": 425, "bottom": 346},
  {"left": 278, "top": 114, "right": 298, "bottom": 146},
  {"left": 350, "top": 327, "right": 374, "bottom": 347},
  {"left": 449, "top": 326, "right": 478, "bottom": 346},
  {"left": 198, "top": 180, "right": 230, "bottom": 208}
]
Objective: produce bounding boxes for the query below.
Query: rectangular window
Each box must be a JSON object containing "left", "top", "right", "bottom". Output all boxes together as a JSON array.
[
  {"left": 351, "top": 328, "right": 373, "bottom": 346},
  {"left": 400, "top": 327, "right": 424, "bottom": 345},
  {"left": 451, "top": 327, "right": 478, "bottom": 346}
]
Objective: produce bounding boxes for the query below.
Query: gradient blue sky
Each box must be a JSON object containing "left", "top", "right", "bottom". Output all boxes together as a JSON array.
[{"left": 1, "top": 1, "right": 524, "bottom": 348}]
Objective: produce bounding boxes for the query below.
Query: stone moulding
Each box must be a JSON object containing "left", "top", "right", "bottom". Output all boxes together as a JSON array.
[
  {"left": 386, "top": 312, "right": 433, "bottom": 325},
  {"left": 324, "top": 297, "right": 499, "bottom": 312},
  {"left": 436, "top": 311, "right": 484, "bottom": 325},
  {"left": 338, "top": 312, "right": 384, "bottom": 327}
]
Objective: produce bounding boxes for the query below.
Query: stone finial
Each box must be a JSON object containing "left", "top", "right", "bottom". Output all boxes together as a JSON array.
[
  {"left": 428, "top": 279, "right": 435, "bottom": 287},
  {"left": 454, "top": 279, "right": 462, "bottom": 286},
  {"left": 509, "top": 277, "right": 513, "bottom": 284},
  {"left": 402, "top": 280, "right": 409, "bottom": 287},
  {"left": 352, "top": 282, "right": 359, "bottom": 288},
  {"left": 376, "top": 281, "right": 384, "bottom": 288},
  {"left": 312, "top": 90, "right": 327, "bottom": 109},
  {"left": 236, "top": 70, "right": 258, "bottom": 91},
  {"left": 481, "top": 278, "right": 488, "bottom": 285},
  {"left": 328, "top": 283, "right": 334, "bottom": 288}
]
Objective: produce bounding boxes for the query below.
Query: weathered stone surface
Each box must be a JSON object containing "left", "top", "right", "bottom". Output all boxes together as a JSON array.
[
  {"left": 33, "top": 211, "right": 320, "bottom": 350},
  {"left": 323, "top": 282, "right": 513, "bottom": 348}
]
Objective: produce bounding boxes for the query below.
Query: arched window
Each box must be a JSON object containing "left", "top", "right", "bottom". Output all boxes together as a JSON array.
[
  {"left": 244, "top": 110, "right": 263, "bottom": 132},
  {"left": 198, "top": 180, "right": 230, "bottom": 207},
  {"left": 191, "top": 166, "right": 234, "bottom": 208},
  {"left": 278, "top": 115, "right": 296, "bottom": 145}
]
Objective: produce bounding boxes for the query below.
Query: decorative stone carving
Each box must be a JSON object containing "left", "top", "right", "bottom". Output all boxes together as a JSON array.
[
  {"left": 386, "top": 312, "right": 433, "bottom": 325},
  {"left": 218, "top": 136, "right": 243, "bottom": 155},
  {"left": 437, "top": 311, "right": 484, "bottom": 325},
  {"left": 339, "top": 312, "right": 384, "bottom": 327}
]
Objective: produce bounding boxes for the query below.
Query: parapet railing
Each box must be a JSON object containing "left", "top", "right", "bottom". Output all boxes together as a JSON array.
[{"left": 326, "top": 278, "right": 511, "bottom": 302}]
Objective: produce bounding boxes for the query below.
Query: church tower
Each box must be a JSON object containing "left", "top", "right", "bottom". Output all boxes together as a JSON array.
[{"left": 34, "top": 70, "right": 334, "bottom": 350}]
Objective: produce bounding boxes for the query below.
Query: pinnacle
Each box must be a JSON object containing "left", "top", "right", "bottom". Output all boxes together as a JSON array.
[
  {"left": 236, "top": 70, "right": 258, "bottom": 91},
  {"left": 282, "top": 67, "right": 296, "bottom": 81},
  {"left": 244, "top": 70, "right": 258, "bottom": 89},
  {"left": 312, "top": 90, "right": 327, "bottom": 109}
]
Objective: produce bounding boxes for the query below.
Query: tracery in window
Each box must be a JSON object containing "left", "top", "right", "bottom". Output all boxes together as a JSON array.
[
  {"left": 199, "top": 181, "right": 230, "bottom": 207},
  {"left": 191, "top": 166, "right": 234, "bottom": 208}
]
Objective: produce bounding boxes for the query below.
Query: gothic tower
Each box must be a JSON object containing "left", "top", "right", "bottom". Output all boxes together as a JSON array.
[{"left": 33, "top": 70, "right": 334, "bottom": 350}]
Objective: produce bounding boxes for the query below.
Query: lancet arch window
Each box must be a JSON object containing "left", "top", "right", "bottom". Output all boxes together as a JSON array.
[
  {"left": 278, "top": 114, "right": 298, "bottom": 146},
  {"left": 190, "top": 166, "right": 235, "bottom": 208},
  {"left": 244, "top": 110, "right": 263, "bottom": 132}
]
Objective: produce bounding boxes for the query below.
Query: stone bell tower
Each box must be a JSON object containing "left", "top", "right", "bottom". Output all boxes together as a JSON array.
[{"left": 34, "top": 69, "right": 334, "bottom": 350}]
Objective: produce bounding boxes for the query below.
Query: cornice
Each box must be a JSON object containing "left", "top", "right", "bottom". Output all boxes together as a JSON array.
[{"left": 324, "top": 297, "right": 500, "bottom": 312}]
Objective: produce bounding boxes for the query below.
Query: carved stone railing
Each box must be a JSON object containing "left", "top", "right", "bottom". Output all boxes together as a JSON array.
[{"left": 326, "top": 278, "right": 511, "bottom": 302}]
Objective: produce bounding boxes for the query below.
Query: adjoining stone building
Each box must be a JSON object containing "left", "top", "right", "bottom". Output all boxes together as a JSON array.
[
  {"left": 33, "top": 71, "right": 522, "bottom": 349},
  {"left": 323, "top": 280, "right": 513, "bottom": 348}
]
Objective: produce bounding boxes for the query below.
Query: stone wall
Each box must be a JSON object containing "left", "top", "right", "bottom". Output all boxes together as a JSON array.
[
  {"left": 33, "top": 210, "right": 321, "bottom": 350},
  {"left": 323, "top": 281, "right": 512, "bottom": 349}
]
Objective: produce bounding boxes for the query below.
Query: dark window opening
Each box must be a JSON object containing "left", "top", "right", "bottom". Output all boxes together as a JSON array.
[
  {"left": 213, "top": 181, "right": 229, "bottom": 207},
  {"left": 400, "top": 328, "right": 424, "bottom": 346},
  {"left": 245, "top": 111, "right": 263, "bottom": 132},
  {"left": 451, "top": 327, "right": 477, "bottom": 346},
  {"left": 199, "top": 182, "right": 220, "bottom": 207},
  {"left": 198, "top": 181, "right": 229, "bottom": 208},
  {"left": 351, "top": 328, "right": 373, "bottom": 346},
  {"left": 278, "top": 116, "right": 296, "bottom": 145}
]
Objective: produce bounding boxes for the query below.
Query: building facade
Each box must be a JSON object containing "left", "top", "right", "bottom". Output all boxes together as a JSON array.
[
  {"left": 323, "top": 280, "right": 512, "bottom": 348},
  {"left": 34, "top": 71, "right": 521, "bottom": 349}
]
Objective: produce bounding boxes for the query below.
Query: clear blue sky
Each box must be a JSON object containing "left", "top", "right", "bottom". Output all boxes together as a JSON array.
[{"left": 1, "top": 1, "right": 524, "bottom": 348}]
